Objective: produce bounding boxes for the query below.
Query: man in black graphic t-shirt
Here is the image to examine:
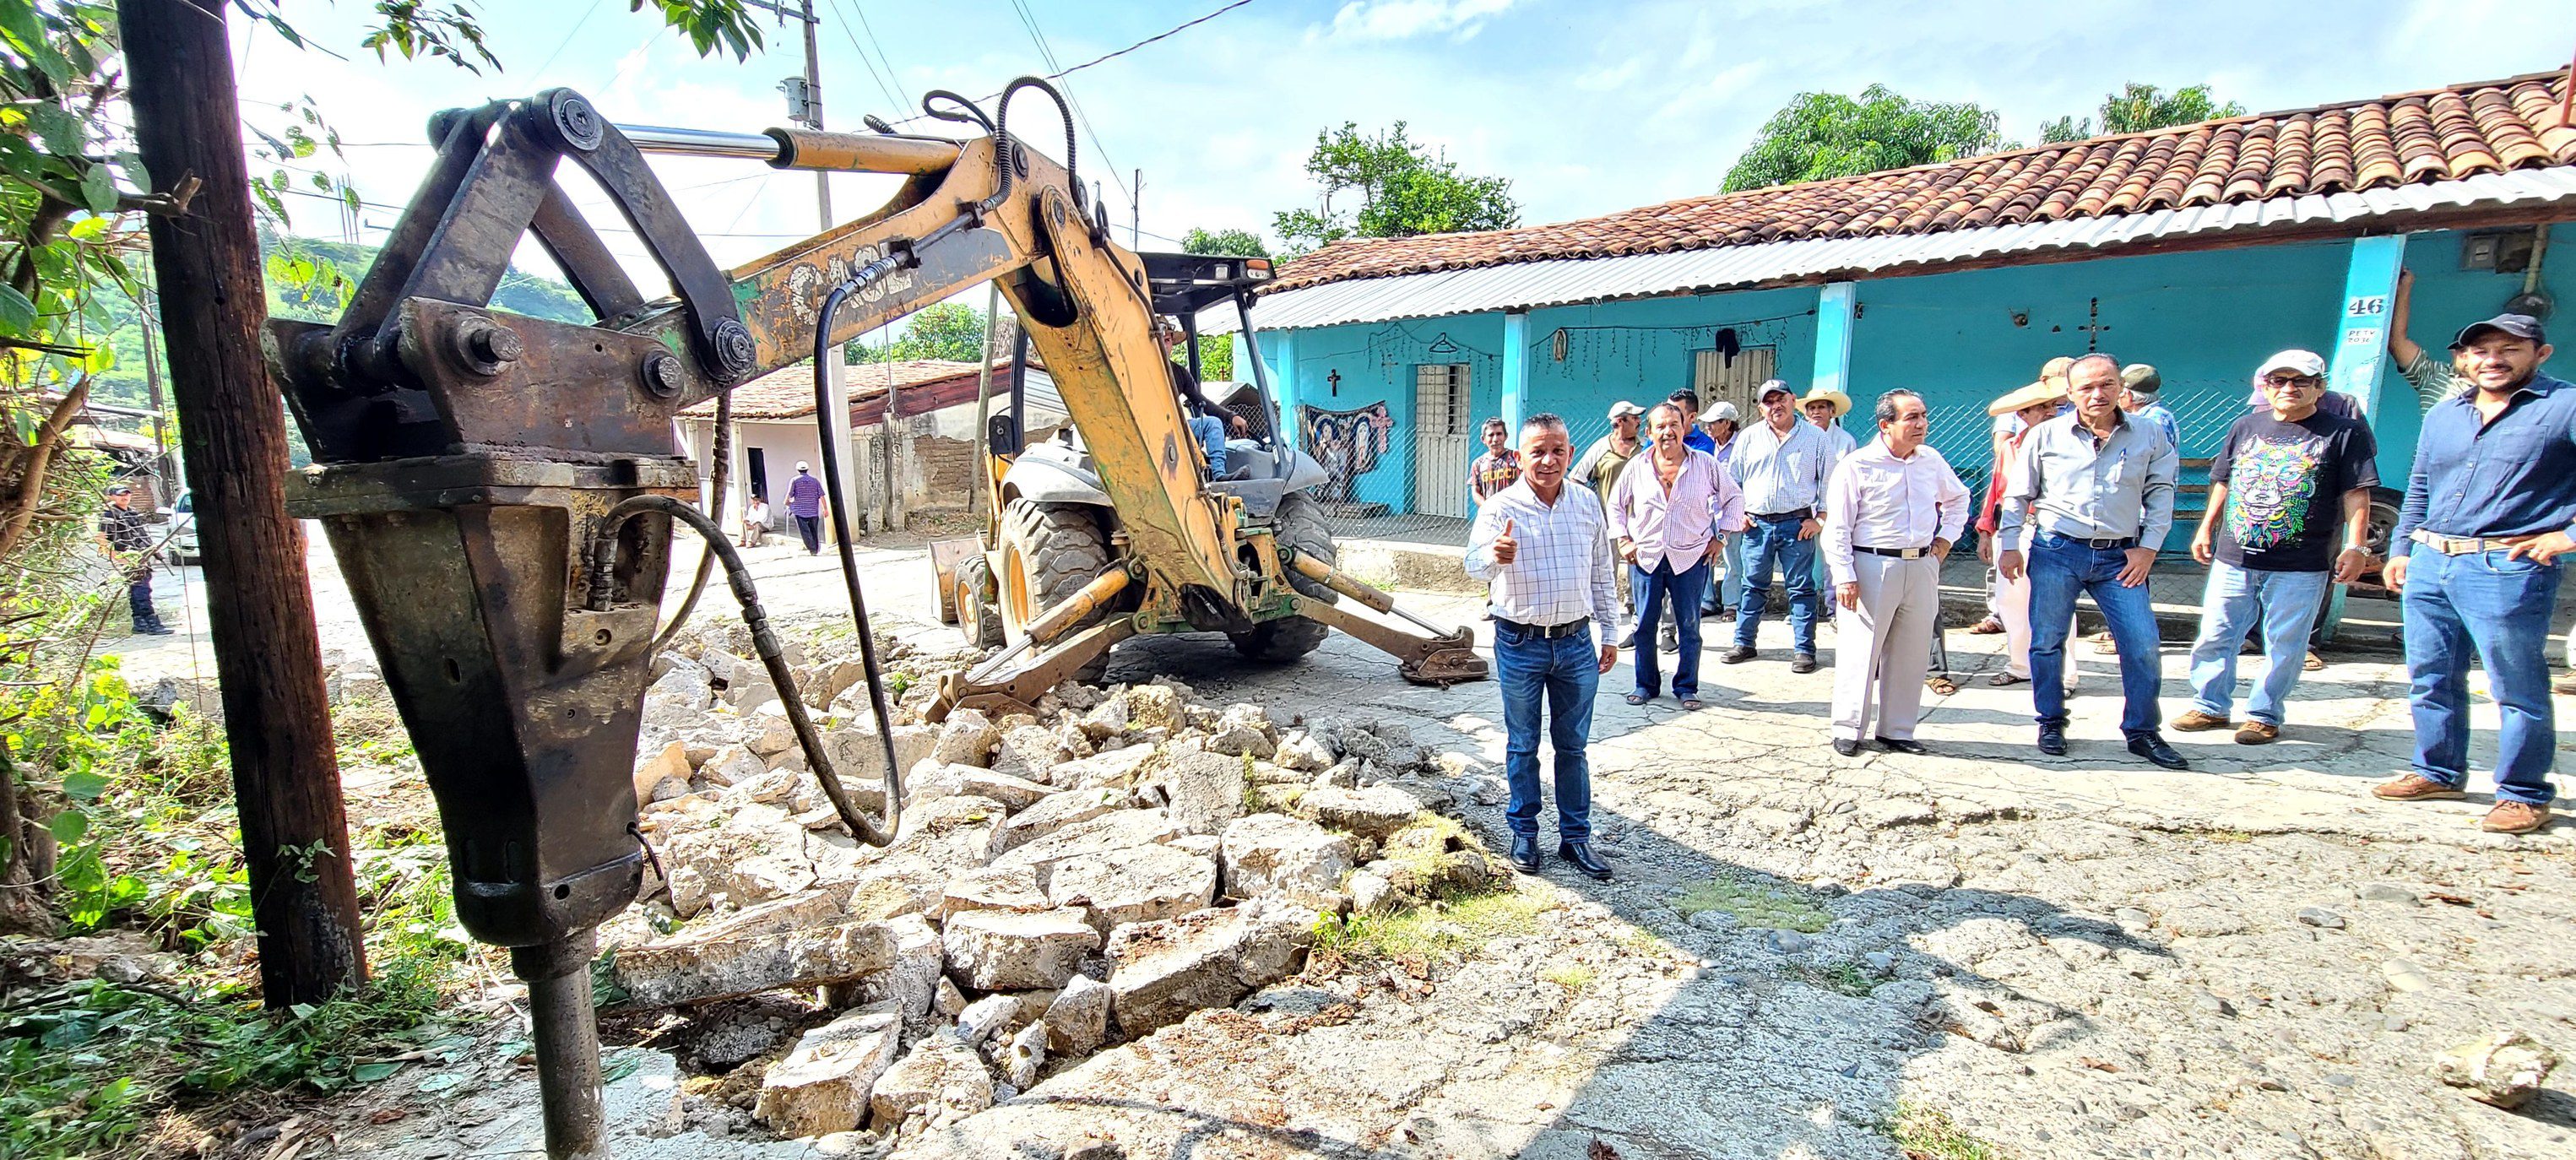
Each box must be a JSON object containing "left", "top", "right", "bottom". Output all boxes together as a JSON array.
[{"left": 2175, "top": 350, "right": 2378, "bottom": 744}]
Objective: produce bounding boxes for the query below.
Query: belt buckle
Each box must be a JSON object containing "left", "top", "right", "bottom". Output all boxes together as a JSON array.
[{"left": 1899, "top": 547, "right": 1922, "bottom": 559}]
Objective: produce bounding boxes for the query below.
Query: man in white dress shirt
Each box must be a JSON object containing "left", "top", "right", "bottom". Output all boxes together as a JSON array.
[
  {"left": 1725, "top": 380, "right": 1835, "bottom": 671},
  {"left": 1823, "top": 390, "right": 1970, "bottom": 756},
  {"left": 1466, "top": 414, "right": 1623, "bottom": 881}
]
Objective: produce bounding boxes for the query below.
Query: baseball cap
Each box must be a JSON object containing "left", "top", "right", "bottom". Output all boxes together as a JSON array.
[
  {"left": 795, "top": 461, "right": 811, "bottom": 471},
  {"left": 2120, "top": 363, "right": 2162, "bottom": 397},
  {"left": 106, "top": 485, "right": 133, "bottom": 496},
  {"left": 1698, "top": 401, "right": 1739, "bottom": 425},
  {"left": 2254, "top": 350, "right": 2326, "bottom": 378},
  {"left": 1606, "top": 400, "right": 1646, "bottom": 420},
  {"left": 1757, "top": 378, "right": 1795, "bottom": 401},
  {"left": 2452, "top": 312, "right": 2546, "bottom": 350}
]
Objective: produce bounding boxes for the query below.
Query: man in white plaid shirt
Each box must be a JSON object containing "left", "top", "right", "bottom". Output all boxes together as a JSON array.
[{"left": 1467, "top": 413, "right": 1622, "bottom": 881}]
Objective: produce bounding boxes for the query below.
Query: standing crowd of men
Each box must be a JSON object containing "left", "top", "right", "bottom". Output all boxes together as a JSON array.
[{"left": 1465, "top": 306, "right": 2569, "bottom": 881}]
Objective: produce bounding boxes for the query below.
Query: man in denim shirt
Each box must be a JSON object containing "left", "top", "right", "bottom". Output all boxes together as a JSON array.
[
  {"left": 1997, "top": 354, "right": 2187, "bottom": 769},
  {"left": 2376, "top": 313, "right": 2573, "bottom": 834}
]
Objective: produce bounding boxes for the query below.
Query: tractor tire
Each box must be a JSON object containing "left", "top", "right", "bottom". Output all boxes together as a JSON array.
[
  {"left": 999, "top": 498, "right": 1115, "bottom": 682},
  {"left": 1231, "top": 491, "right": 1337, "bottom": 662},
  {"left": 955, "top": 554, "right": 1005, "bottom": 650}
]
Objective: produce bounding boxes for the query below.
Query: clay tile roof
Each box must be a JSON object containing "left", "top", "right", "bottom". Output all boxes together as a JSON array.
[
  {"left": 1267, "top": 69, "right": 2576, "bottom": 295},
  {"left": 680, "top": 359, "right": 989, "bottom": 420}
]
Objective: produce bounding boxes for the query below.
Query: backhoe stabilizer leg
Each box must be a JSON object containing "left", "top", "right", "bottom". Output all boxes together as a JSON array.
[
  {"left": 1286, "top": 594, "right": 1489, "bottom": 686},
  {"left": 930, "top": 615, "right": 1141, "bottom": 722}
]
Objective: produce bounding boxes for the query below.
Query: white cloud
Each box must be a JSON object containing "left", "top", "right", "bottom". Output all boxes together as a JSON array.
[{"left": 1320, "top": 0, "right": 1518, "bottom": 42}]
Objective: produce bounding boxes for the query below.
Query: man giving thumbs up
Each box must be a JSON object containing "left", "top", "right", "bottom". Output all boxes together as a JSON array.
[{"left": 1466, "top": 414, "right": 1623, "bottom": 881}]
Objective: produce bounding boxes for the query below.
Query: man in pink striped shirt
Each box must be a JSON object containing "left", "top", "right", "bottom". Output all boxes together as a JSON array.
[{"left": 1609, "top": 402, "right": 1744, "bottom": 710}]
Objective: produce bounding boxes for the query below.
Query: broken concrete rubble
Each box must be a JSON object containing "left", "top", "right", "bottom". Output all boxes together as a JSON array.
[
  {"left": 932, "top": 707, "right": 1001, "bottom": 767},
  {"left": 1104, "top": 900, "right": 1315, "bottom": 1035},
  {"left": 991, "top": 724, "right": 1075, "bottom": 780},
  {"left": 612, "top": 920, "right": 897, "bottom": 1007},
  {"left": 1046, "top": 843, "right": 1218, "bottom": 935},
  {"left": 908, "top": 762, "right": 1053, "bottom": 812},
  {"left": 994, "top": 787, "right": 1131, "bottom": 852},
  {"left": 941, "top": 908, "right": 1100, "bottom": 990},
  {"left": 869, "top": 1033, "right": 994, "bottom": 1134},
  {"left": 752, "top": 1011, "right": 900, "bottom": 1138},
  {"left": 1039, "top": 974, "right": 1111, "bottom": 1056},
  {"left": 1299, "top": 784, "right": 1422, "bottom": 840},
  {"left": 1137, "top": 749, "right": 1245, "bottom": 836},
  {"left": 1219, "top": 813, "right": 1354, "bottom": 902}
]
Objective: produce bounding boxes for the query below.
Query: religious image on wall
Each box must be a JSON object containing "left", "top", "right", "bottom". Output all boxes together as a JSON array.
[{"left": 1298, "top": 401, "right": 1396, "bottom": 506}]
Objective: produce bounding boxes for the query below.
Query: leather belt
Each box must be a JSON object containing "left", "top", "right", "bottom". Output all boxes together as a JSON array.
[
  {"left": 2041, "top": 531, "right": 2137, "bottom": 550},
  {"left": 1753, "top": 507, "right": 1814, "bottom": 522},
  {"left": 1494, "top": 616, "right": 1591, "bottom": 639},
  {"left": 2411, "top": 529, "right": 2535, "bottom": 556},
  {"left": 1856, "top": 545, "right": 1934, "bottom": 559}
]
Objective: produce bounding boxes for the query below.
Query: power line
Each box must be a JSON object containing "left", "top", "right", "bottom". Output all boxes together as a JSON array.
[
  {"left": 532, "top": 0, "right": 612, "bottom": 78},
  {"left": 824, "top": 0, "right": 908, "bottom": 114},
  {"left": 883, "top": 0, "right": 1256, "bottom": 129},
  {"left": 1002, "top": 0, "right": 1131, "bottom": 209},
  {"left": 816, "top": 0, "right": 904, "bottom": 111}
]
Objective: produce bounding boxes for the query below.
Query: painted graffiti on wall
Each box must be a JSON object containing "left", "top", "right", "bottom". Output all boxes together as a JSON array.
[{"left": 1299, "top": 401, "right": 1396, "bottom": 505}]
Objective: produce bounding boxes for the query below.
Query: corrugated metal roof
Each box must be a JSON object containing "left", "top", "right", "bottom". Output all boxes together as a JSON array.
[{"left": 1203, "top": 167, "right": 2576, "bottom": 334}]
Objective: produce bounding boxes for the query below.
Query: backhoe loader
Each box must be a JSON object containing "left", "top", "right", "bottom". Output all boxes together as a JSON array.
[{"left": 264, "top": 79, "right": 1482, "bottom": 1156}]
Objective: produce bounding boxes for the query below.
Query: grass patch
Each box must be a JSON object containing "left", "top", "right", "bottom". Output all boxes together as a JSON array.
[
  {"left": 1784, "top": 962, "right": 1878, "bottom": 997},
  {"left": 1311, "top": 884, "right": 1554, "bottom": 969},
  {"left": 1879, "top": 1101, "right": 2010, "bottom": 1160},
  {"left": 1672, "top": 878, "right": 1830, "bottom": 933},
  {"left": 1540, "top": 963, "right": 1595, "bottom": 992}
]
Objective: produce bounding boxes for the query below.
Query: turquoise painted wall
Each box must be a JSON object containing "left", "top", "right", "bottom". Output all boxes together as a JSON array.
[{"left": 1258, "top": 225, "right": 2576, "bottom": 540}]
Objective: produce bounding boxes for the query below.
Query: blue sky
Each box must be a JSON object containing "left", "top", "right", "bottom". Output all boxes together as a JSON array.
[{"left": 237, "top": 0, "right": 2568, "bottom": 308}]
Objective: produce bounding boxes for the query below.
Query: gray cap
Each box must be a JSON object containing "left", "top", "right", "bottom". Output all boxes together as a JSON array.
[
  {"left": 1756, "top": 378, "right": 1795, "bottom": 401},
  {"left": 1698, "top": 401, "right": 1739, "bottom": 425},
  {"left": 2453, "top": 312, "right": 2547, "bottom": 350}
]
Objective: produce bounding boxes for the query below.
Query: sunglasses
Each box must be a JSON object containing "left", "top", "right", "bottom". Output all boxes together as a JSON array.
[{"left": 2262, "top": 374, "right": 2323, "bottom": 389}]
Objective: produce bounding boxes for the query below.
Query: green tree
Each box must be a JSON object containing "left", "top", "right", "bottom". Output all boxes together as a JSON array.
[
  {"left": 2040, "top": 83, "right": 2247, "bottom": 144},
  {"left": 1182, "top": 226, "right": 1269, "bottom": 259},
  {"left": 0, "top": 0, "right": 767, "bottom": 935},
  {"left": 848, "top": 301, "right": 988, "bottom": 363},
  {"left": 1271, "top": 122, "right": 1517, "bottom": 255},
  {"left": 1721, "top": 84, "right": 2015, "bottom": 192}
]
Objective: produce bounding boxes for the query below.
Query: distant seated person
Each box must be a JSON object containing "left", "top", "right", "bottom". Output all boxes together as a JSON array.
[{"left": 740, "top": 492, "right": 769, "bottom": 548}]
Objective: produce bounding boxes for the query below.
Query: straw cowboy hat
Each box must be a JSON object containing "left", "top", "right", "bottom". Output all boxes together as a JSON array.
[
  {"left": 1799, "top": 385, "right": 1852, "bottom": 418},
  {"left": 1988, "top": 380, "right": 2065, "bottom": 416}
]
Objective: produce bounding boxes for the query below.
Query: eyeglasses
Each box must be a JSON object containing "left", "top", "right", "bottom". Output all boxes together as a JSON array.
[{"left": 2262, "top": 374, "right": 2323, "bottom": 389}]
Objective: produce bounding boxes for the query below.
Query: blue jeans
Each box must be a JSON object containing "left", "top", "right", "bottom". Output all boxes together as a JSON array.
[
  {"left": 1733, "top": 514, "right": 1818, "bottom": 653},
  {"left": 2402, "top": 543, "right": 2559, "bottom": 805},
  {"left": 1701, "top": 533, "right": 1743, "bottom": 614},
  {"left": 2026, "top": 532, "right": 2164, "bottom": 734},
  {"left": 1631, "top": 557, "right": 1710, "bottom": 699},
  {"left": 127, "top": 571, "right": 161, "bottom": 630},
  {"left": 1494, "top": 620, "right": 1598, "bottom": 841},
  {"left": 2186, "top": 562, "right": 2329, "bottom": 726},
  {"left": 1190, "top": 415, "right": 1228, "bottom": 475}
]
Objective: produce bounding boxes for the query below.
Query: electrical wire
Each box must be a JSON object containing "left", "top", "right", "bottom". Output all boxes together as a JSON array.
[
  {"left": 822, "top": 0, "right": 907, "bottom": 113},
  {"left": 1003, "top": 0, "right": 1131, "bottom": 209},
  {"left": 881, "top": 0, "right": 1256, "bottom": 130}
]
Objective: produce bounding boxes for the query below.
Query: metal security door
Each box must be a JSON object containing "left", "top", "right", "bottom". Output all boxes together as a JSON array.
[
  {"left": 1694, "top": 345, "right": 1777, "bottom": 418},
  {"left": 1413, "top": 363, "right": 1472, "bottom": 518}
]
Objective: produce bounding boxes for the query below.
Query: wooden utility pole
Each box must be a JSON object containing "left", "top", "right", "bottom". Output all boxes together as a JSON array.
[{"left": 118, "top": 0, "right": 366, "bottom": 1005}]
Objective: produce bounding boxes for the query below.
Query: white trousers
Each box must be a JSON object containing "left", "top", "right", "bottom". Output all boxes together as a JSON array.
[{"left": 1832, "top": 553, "right": 1939, "bottom": 740}]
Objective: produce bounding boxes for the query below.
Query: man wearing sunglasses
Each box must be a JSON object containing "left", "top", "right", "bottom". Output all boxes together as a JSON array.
[
  {"left": 2378, "top": 313, "right": 2571, "bottom": 834},
  {"left": 2174, "top": 351, "right": 2378, "bottom": 745}
]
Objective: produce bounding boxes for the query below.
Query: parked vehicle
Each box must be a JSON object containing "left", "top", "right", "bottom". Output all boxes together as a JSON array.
[{"left": 161, "top": 490, "right": 197, "bottom": 566}]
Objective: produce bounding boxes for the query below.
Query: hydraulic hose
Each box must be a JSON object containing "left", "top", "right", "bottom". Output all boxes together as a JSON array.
[
  {"left": 650, "top": 389, "right": 731, "bottom": 653},
  {"left": 803, "top": 273, "right": 923, "bottom": 846},
  {"left": 586, "top": 495, "right": 899, "bottom": 848},
  {"left": 979, "top": 76, "right": 1078, "bottom": 216}
]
